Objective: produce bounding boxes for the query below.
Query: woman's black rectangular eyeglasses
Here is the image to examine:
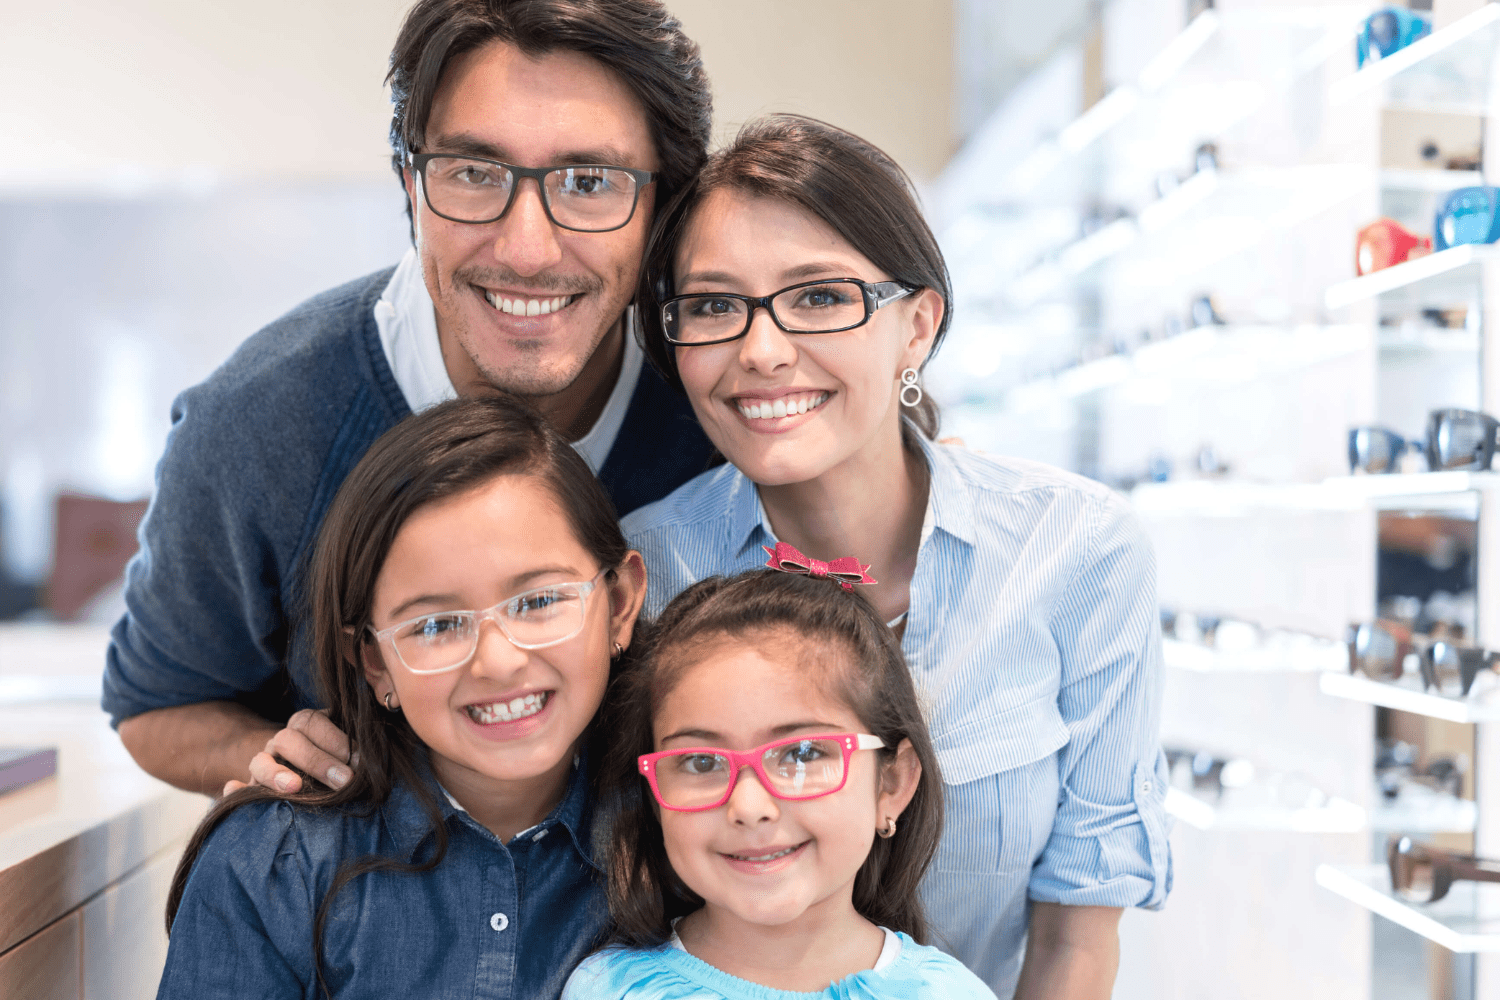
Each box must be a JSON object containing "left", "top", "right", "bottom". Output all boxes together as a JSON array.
[
  {"left": 662, "top": 278, "right": 918, "bottom": 346},
  {"left": 409, "top": 153, "right": 655, "bottom": 233}
]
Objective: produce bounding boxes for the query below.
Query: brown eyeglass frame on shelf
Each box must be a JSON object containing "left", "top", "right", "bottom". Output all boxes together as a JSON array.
[{"left": 1387, "top": 835, "right": 1500, "bottom": 904}]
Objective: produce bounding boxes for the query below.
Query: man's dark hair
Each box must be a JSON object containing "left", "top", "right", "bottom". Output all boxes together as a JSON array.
[{"left": 386, "top": 0, "right": 712, "bottom": 234}]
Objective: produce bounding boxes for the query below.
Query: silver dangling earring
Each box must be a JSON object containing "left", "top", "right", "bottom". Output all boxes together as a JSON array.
[
  {"left": 899, "top": 368, "right": 923, "bottom": 408},
  {"left": 383, "top": 691, "right": 399, "bottom": 712},
  {"left": 612, "top": 642, "right": 624, "bottom": 659},
  {"left": 878, "top": 816, "right": 897, "bottom": 839}
]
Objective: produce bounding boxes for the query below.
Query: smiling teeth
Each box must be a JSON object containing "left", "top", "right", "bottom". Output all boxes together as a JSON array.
[
  {"left": 484, "top": 291, "right": 575, "bottom": 316},
  {"left": 737, "top": 392, "right": 828, "bottom": 420},
  {"left": 730, "top": 845, "right": 800, "bottom": 862},
  {"left": 466, "top": 692, "right": 548, "bottom": 724}
]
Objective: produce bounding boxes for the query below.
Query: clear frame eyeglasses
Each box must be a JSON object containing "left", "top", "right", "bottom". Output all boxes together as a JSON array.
[
  {"left": 368, "top": 570, "right": 606, "bottom": 674},
  {"left": 408, "top": 153, "right": 655, "bottom": 233},
  {"left": 637, "top": 732, "right": 886, "bottom": 811},
  {"left": 661, "top": 277, "right": 918, "bottom": 347}
]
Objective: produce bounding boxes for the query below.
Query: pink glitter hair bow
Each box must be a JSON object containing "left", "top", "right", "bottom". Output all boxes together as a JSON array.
[{"left": 762, "top": 542, "right": 877, "bottom": 591}]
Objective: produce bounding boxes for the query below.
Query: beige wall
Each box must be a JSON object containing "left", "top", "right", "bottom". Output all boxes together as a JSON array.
[
  {"left": 2, "top": 0, "right": 955, "bottom": 187},
  {"left": 670, "top": 0, "right": 956, "bottom": 179}
]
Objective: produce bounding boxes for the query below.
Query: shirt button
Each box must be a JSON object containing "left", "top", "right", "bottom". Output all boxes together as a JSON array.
[
  {"left": 1142, "top": 780, "right": 1152, "bottom": 792},
  {"left": 490, "top": 912, "right": 509, "bottom": 933}
]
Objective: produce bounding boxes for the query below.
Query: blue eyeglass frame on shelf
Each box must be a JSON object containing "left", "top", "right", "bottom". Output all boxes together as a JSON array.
[
  {"left": 1356, "top": 6, "right": 1431, "bottom": 68},
  {"left": 1434, "top": 187, "right": 1500, "bottom": 252}
]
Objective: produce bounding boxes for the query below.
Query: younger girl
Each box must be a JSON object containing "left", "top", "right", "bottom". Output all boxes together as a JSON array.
[
  {"left": 158, "top": 395, "right": 646, "bottom": 999},
  {"left": 563, "top": 569, "right": 998, "bottom": 999}
]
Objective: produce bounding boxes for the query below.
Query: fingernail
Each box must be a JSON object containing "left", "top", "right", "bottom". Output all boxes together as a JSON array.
[
  {"left": 327, "top": 765, "right": 351, "bottom": 788},
  {"left": 350, "top": 751, "right": 361, "bottom": 769},
  {"left": 274, "top": 773, "right": 297, "bottom": 792}
]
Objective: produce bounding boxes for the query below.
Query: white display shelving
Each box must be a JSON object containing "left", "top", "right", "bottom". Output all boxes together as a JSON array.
[
  {"left": 1317, "top": 864, "right": 1500, "bottom": 953},
  {"left": 1325, "top": 244, "right": 1500, "bottom": 309},
  {"left": 1371, "top": 787, "right": 1478, "bottom": 834},
  {"left": 1329, "top": 3, "right": 1500, "bottom": 115},
  {"left": 1319, "top": 672, "right": 1500, "bottom": 724},
  {"left": 1132, "top": 472, "right": 1499, "bottom": 516},
  {"left": 1163, "top": 637, "right": 1344, "bottom": 673},
  {"left": 1166, "top": 786, "right": 1365, "bottom": 833}
]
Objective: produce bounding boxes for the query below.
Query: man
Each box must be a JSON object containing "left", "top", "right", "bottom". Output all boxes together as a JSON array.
[{"left": 103, "top": 0, "right": 714, "bottom": 795}]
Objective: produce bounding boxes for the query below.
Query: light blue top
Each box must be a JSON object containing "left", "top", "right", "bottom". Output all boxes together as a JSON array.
[
  {"left": 561, "top": 931, "right": 998, "bottom": 1000},
  {"left": 621, "top": 433, "right": 1172, "bottom": 996}
]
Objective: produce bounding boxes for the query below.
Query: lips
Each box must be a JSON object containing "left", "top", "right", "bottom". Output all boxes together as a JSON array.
[
  {"left": 733, "top": 391, "right": 830, "bottom": 421},
  {"left": 720, "top": 840, "right": 811, "bottom": 873},
  {"left": 724, "top": 843, "right": 802, "bottom": 862},
  {"left": 480, "top": 289, "right": 581, "bottom": 317},
  {"left": 465, "top": 691, "right": 549, "bottom": 724}
]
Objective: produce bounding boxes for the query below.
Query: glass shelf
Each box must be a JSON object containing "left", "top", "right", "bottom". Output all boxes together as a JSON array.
[
  {"left": 1318, "top": 672, "right": 1500, "bottom": 724},
  {"left": 1325, "top": 244, "right": 1500, "bottom": 309},
  {"left": 1379, "top": 168, "right": 1484, "bottom": 192},
  {"left": 1317, "top": 864, "right": 1500, "bottom": 952},
  {"left": 1370, "top": 786, "right": 1477, "bottom": 834},
  {"left": 1163, "top": 637, "right": 1345, "bottom": 673},
  {"left": 1330, "top": 4, "right": 1500, "bottom": 116},
  {"left": 1166, "top": 786, "right": 1365, "bottom": 833},
  {"left": 1131, "top": 472, "right": 1499, "bottom": 517}
]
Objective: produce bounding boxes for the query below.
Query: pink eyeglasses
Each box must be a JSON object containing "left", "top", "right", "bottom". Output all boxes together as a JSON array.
[{"left": 638, "top": 732, "right": 886, "bottom": 812}]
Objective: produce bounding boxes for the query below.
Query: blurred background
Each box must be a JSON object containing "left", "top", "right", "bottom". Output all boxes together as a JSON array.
[{"left": 7, "top": 0, "right": 1500, "bottom": 997}]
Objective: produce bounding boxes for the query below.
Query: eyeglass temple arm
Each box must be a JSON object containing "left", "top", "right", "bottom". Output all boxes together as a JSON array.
[
  {"left": 855, "top": 734, "right": 887, "bottom": 750},
  {"left": 1447, "top": 857, "right": 1500, "bottom": 883},
  {"left": 868, "top": 282, "right": 916, "bottom": 309}
]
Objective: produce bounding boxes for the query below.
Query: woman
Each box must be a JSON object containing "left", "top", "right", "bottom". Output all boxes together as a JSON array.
[{"left": 620, "top": 114, "right": 1171, "bottom": 999}]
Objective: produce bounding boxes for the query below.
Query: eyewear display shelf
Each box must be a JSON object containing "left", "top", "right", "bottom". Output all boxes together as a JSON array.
[
  {"left": 1166, "top": 786, "right": 1365, "bottom": 833},
  {"left": 1316, "top": 865, "right": 1500, "bottom": 953}
]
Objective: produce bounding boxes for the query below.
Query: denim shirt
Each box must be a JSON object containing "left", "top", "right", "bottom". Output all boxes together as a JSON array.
[
  {"left": 157, "top": 758, "right": 607, "bottom": 999},
  {"left": 621, "top": 433, "right": 1172, "bottom": 997}
]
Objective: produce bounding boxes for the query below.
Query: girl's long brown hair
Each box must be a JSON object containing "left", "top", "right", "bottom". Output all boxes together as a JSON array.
[
  {"left": 600, "top": 570, "right": 945, "bottom": 945},
  {"left": 163, "top": 394, "right": 629, "bottom": 996}
]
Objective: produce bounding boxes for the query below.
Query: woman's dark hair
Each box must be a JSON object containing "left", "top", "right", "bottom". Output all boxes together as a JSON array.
[
  {"left": 164, "top": 394, "right": 630, "bottom": 997},
  {"left": 387, "top": 0, "right": 712, "bottom": 235},
  {"left": 637, "top": 113, "right": 954, "bottom": 439},
  {"left": 601, "top": 570, "right": 944, "bottom": 945}
]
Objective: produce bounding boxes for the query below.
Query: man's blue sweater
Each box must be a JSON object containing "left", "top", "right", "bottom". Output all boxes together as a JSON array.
[{"left": 102, "top": 268, "right": 712, "bottom": 725}]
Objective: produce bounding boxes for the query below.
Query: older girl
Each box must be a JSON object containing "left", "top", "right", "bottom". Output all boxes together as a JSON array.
[
  {"left": 159, "top": 395, "right": 646, "bottom": 999},
  {"left": 621, "top": 114, "right": 1171, "bottom": 999}
]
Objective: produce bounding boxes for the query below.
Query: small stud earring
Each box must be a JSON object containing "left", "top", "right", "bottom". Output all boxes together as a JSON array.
[
  {"left": 382, "top": 691, "right": 399, "bottom": 712},
  {"left": 878, "top": 816, "right": 897, "bottom": 839},
  {"left": 899, "top": 368, "right": 923, "bottom": 408}
]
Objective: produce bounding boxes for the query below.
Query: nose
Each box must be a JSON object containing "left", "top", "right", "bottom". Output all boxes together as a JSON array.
[
  {"left": 467, "top": 613, "right": 530, "bottom": 680},
  {"left": 736, "top": 306, "right": 797, "bottom": 376},
  {"left": 489, "top": 177, "right": 564, "bottom": 277},
  {"left": 725, "top": 763, "right": 781, "bottom": 826}
]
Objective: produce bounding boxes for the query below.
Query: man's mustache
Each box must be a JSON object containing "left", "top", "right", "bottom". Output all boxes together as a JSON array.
[{"left": 455, "top": 266, "right": 601, "bottom": 297}]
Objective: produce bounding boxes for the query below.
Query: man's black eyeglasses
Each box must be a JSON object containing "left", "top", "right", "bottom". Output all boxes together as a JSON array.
[
  {"left": 408, "top": 153, "right": 655, "bottom": 233},
  {"left": 662, "top": 278, "right": 918, "bottom": 347}
]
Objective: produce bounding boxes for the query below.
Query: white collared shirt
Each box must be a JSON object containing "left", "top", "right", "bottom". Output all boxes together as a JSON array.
[{"left": 373, "top": 248, "right": 643, "bottom": 471}]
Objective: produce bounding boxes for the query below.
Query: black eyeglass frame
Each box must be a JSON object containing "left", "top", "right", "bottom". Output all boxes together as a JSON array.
[
  {"left": 408, "top": 152, "right": 656, "bottom": 233},
  {"left": 661, "top": 277, "right": 919, "bottom": 347}
]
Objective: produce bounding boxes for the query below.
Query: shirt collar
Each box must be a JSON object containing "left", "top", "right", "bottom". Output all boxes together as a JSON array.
[
  {"left": 719, "top": 423, "right": 978, "bottom": 558},
  {"left": 383, "top": 749, "right": 600, "bottom": 872}
]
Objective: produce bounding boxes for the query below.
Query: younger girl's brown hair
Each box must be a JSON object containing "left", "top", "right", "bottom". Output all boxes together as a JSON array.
[{"left": 600, "top": 570, "right": 944, "bottom": 945}]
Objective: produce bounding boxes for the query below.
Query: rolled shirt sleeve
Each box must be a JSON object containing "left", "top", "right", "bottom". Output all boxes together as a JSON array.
[{"left": 1028, "top": 491, "right": 1172, "bottom": 909}]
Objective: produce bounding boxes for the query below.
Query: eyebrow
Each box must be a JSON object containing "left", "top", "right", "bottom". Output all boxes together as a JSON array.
[
  {"left": 659, "top": 720, "right": 844, "bottom": 746},
  {"left": 423, "top": 133, "right": 640, "bottom": 168},
  {"left": 676, "top": 261, "right": 860, "bottom": 291},
  {"left": 383, "top": 564, "right": 587, "bottom": 622}
]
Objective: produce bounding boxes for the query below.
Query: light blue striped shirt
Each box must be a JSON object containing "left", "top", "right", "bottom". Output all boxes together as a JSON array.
[{"left": 621, "top": 433, "right": 1172, "bottom": 997}]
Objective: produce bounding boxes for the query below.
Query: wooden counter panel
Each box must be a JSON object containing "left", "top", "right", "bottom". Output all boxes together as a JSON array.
[{"left": 0, "top": 911, "right": 81, "bottom": 1000}]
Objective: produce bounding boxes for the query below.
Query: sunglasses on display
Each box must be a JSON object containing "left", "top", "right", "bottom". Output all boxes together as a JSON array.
[
  {"left": 1433, "top": 187, "right": 1500, "bottom": 252},
  {"left": 1355, "top": 218, "right": 1432, "bottom": 276},
  {"left": 1356, "top": 7, "right": 1432, "bottom": 68},
  {"left": 1387, "top": 835, "right": 1500, "bottom": 904},
  {"left": 637, "top": 733, "right": 886, "bottom": 811},
  {"left": 1164, "top": 747, "right": 1255, "bottom": 798},
  {"left": 1346, "top": 623, "right": 1495, "bottom": 697},
  {"left": 1375, "top": 739, "right": 1467, "bottom": 800},
  {"left": 1348, "top": 409, "right": 1500, "bottom": 474}
]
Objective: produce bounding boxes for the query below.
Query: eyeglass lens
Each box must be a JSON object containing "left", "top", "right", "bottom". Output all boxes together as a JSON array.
[
  {"left": 664, "top": 281, "right": 871, "bottom": 344},
  {"left": 1348, "top": 623, "right": 1405, "bottom": 680},
  {"left": 1389, "top": 837, "right": 1439, "bottom": 903},
  {"left": 390, "top": 582, "right": 590, "bottom": 673},
  {"left": 1427, "top": 409, "right": 1497, "bottom": 471},
  {"left": 421, "top": 157, "right": 642, "bottom": 231},
  {"left": 1348, "top": 428, "right": 1406, "bottom": 473},
  {"left": 653, "top": 738, "right": 846, "bottom": 808}
]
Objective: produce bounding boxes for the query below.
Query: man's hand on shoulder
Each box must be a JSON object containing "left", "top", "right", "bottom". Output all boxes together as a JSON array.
[{"left": 226, "top": 709, "right": 354, "bottom": 797}]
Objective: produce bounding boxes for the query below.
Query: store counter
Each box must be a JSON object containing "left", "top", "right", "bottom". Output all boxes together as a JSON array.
[{"left": 0, "top": 625, "right": 210, "bottom": 1000}]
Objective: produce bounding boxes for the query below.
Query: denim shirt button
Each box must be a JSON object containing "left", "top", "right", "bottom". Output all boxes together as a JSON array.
[{"left": 490, "top": 912, "right": 509, "bottom": 932}]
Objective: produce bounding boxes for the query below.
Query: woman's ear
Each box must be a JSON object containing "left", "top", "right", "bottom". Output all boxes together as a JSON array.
[
  {"left": 607, "top": 550, "right": 649, "bottom": 652},
  {"left": 899, "top": 287, "right": 945, "bottom": 374},
  {"left": 355, "top": 632, "right": 392, "bottom": 697},
  {"left": 877, "top": 738, "right": 923, "bottom": 824}
]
